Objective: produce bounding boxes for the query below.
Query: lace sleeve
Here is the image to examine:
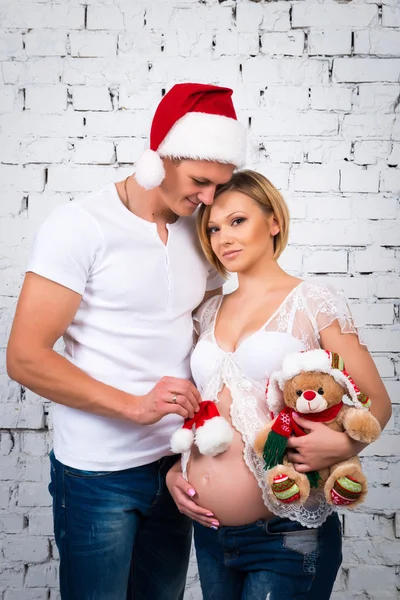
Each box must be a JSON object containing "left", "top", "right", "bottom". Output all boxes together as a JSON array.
[
  {"left": 305, "top": 283, "right": 359, "bottom": 338},
  {"left": 193, "top": 295, "right": 221, "bottom": 337}
]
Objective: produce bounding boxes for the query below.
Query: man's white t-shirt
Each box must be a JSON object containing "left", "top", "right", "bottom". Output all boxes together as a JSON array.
[{"left": 27, "top": 183, "right": 224, "bottom": 471}]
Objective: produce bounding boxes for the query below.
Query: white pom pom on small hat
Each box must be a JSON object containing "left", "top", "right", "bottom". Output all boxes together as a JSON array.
[
  {"left": 170, "top": 426, "right": 194, "bottom": 455},
  {"left": 170, "top": 400, "right": 233, "bottom": 458},
  {"left": 134, "top": 83, "right": 247, "bottom": 190}
]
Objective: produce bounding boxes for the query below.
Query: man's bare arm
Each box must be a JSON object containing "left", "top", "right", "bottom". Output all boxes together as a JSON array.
[{"left": 7, "top": 273, "right": 200, "bottom": 424}]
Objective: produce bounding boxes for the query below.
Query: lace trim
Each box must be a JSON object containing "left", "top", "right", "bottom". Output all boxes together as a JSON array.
[
  {"left": 193, "top": 295, "right": 222, "bottom": 337},
  {"left": 181, "top": 354, "right": 225, "bottom": 482}
]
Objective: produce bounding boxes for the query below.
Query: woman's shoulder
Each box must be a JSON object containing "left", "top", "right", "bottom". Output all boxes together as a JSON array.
[
  {"left": 294, "top": 280, "right": 356, "bottom": 334},
  {"left": 295, "top": 279, "right": 347, "bottom": 304}
]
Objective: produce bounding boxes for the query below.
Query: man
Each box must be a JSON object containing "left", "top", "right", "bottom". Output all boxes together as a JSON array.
[{"left": 7, "top": 83, "right": 246, "bottom": 599}]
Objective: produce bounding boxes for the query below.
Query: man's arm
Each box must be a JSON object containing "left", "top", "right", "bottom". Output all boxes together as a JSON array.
[{"left": 7, "top": 273, "right": 200, "bottom": 424}]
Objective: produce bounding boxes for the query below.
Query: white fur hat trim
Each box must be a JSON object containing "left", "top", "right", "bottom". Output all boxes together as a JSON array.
[
  {"left": 134, "top": 112, "right": 246, "bottom": 190},
  {"left": 266, "top": 349, "right": 365, "bottom": 414}
]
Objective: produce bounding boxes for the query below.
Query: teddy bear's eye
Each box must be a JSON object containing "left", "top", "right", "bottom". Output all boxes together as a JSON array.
[
  {"left": 296, "top": 390, "right": 302, "bottom": 396},
  {"left": 318, "top": 387, "right": 324, "bottom": 395}
]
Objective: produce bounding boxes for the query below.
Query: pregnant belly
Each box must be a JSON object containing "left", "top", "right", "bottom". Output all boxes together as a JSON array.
[{"left": 187, "top": 434, "right": 275, "bottom": 526}]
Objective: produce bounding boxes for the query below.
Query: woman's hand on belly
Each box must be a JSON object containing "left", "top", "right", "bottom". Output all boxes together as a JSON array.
[{"left": 166, "top": 462, "right": 220, "bottom": 528}]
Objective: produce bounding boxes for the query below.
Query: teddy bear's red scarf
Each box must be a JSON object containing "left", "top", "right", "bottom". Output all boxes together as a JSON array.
[{"left": 272, "top": 402, "right": 344, "bottom": 438}]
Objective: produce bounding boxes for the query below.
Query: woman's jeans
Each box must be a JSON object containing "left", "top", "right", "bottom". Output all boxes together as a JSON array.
[
  {"left": 194, "top": 512, "right": 342, "bottom": 600},
  {"left": 49, "top": 450, "right": 192, "bottom": 600}
]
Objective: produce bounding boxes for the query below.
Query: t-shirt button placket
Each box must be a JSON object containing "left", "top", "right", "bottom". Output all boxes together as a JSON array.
[{"left": 165, "top": 247, "right": 172, "bottom": 308}]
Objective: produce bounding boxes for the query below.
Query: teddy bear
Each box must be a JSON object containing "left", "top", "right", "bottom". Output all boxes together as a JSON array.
[{"left": 254, "top": 349, "right": 381, "bottom": 508}]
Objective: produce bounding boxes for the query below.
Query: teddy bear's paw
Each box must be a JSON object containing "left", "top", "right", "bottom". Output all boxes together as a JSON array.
[
  {"left": 271, "top": 474, "right": 301, "bottom": 504},
  {"left": 344, "top": 409, "right": 381, "bottom": 444},
  {"left": 331, "top": 476, "right": 363, "bottom": 506}
]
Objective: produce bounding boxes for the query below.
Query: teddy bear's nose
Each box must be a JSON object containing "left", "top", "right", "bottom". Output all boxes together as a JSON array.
[{"left": 303, "top": 390, "right": 316, "bottom": 401}]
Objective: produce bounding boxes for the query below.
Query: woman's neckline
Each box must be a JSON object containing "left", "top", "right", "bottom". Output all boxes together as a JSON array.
[{"left": 211, "top": 280, "right": 305, "bottom": 355}]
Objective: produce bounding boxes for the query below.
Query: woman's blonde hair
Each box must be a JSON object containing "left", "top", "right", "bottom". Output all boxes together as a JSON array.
[{"left": 197, "top": 169, "right": 290, "bottom": 278}]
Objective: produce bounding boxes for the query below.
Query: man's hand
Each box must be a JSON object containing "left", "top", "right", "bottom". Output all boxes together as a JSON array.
[
  {"left": 166, "top": 463, "right": 219, "bottom": 528},
  {"left": 135, "top": 376, "right": 201, "bottom": 425},
  {"left": 286, "top": 413, "right": 366, "bottom": 473}
]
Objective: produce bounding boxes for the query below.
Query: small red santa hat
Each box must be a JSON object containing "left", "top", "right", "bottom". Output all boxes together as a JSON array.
[
  {"left": 266, "top": 349, "right": 371, "bottom": 415},
  {"left": 170, "top": 400, "right": 233, "bottom": 457},
  {"left": 134, "top": 83, "right": 247, "bottom": 190}
]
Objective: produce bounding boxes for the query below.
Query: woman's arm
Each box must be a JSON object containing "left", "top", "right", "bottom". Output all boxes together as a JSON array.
[
  {"left": 286, "top": 320, "right": 392, "bottom": 472},
  {"left": 166, "top": 460, "right": 219, "bottom": 528},
  {"left": 320, "top": 321, "right": 392, "bottom": 430}
]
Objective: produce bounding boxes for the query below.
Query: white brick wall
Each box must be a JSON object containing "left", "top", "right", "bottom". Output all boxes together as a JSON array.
[{"left": 0, "top": 0, "right": 399, "bottom": 598}]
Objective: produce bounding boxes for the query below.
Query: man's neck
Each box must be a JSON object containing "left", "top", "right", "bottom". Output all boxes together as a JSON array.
[{"left": 116, "top": 176, "right": 178, "bottom": 226}]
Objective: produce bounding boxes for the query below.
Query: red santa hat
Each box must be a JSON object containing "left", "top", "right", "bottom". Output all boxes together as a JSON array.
[
  {"left": 266, "top": 349, "right": 371, "bottom": 415},
  {"left": 134, "top": 83, "right": 247, "bottom": 190},
  {"left": 170, "top": 400, "right": 233, "bottom": 457}
]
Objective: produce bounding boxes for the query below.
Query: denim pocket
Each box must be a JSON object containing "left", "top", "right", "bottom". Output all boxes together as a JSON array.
[
  {"left": 265, "top": 517, "right": 316, "bottom": 536},
  {"left": 265, "top": 517, "right": 318, "bottom": 571},
  {"left": 282, "top": 529, "right": 318, "bottom": 556},
  {"left": 64, "top": 466, "right": 117, "bottom": 479}
]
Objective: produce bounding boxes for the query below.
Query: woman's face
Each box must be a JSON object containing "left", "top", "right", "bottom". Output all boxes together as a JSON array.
[{"left": 207, "top": 190, "right": 280, "bottom": 274}]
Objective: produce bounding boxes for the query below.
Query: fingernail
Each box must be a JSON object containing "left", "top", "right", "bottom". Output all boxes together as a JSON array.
[
  {"left": 293, "top": 411, "right": 299, "bottom": 418},
  {"left": 210, "top": 525, "right": 218, "bottom": 530},
  {"left": 187, "top": 488, "right": 196, "bottom": 497},
  {"left": 211, "top": 521, "right": 219, "bottom": 527},
  {"left": 195, "top": 407, "right": 200, "bottom": 412},
  {"left": 206, "top": 512, "right": 214, "bottom": 517}
]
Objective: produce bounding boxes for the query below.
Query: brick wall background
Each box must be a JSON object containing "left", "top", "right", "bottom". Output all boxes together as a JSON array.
[{"left": 0, "top": 0, "right": 399, "bottom": 598}]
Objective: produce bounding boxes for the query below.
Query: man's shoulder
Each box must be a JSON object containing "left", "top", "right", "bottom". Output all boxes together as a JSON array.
[
  {"left": 39, "top": 186, "right": 114, "bottom": 243},
  {"left": 73, "top": 184, "right": 114, "bottom": 214}
]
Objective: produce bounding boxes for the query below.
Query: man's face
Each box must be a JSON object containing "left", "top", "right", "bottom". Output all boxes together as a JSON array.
[{"left": 159, "top": 159, "right": 235, "bottom": 217}]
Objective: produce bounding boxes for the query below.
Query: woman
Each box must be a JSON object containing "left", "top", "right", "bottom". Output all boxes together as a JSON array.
[{"left": 166, "top": 170, "right": 391, "bottom": 599}]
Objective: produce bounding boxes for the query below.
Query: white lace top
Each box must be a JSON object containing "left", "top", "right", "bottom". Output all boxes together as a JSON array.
[{"left": 184, "top": 280, "right": 360, "bottom": 528}]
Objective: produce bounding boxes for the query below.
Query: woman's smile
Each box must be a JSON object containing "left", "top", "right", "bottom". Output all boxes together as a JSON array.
[{"left": 222, "top": 249, "right": 242, "bottom": 259}]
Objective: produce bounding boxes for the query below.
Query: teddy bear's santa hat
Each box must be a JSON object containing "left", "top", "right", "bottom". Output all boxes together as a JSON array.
[
  {"left": 266, "top": 349, "right": 370, "bottom": 415},
  {"left": 170, "top": 400, "right": 233, "bottom": 457}
]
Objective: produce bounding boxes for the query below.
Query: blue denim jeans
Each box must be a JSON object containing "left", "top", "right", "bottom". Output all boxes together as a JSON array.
[
  {"left": 49, "top": 450, "right": 192, "bottom": 600},
  {"left": 194, "top": 512, "right": 342, "bottom": 600}
]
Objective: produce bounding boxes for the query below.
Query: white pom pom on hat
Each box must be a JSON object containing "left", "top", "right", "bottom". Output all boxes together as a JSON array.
[
  {"left": 134, "top": 83, "right": 247, "bottom": 190},
  {"left": 170, "top": 400, "right": 233, "bottom": 458},
  {"left": 134, "top": 149, "right": 166, "bottom": 191}
]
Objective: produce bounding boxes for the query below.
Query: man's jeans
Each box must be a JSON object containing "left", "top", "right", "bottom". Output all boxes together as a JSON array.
[
  {"left": 49, "top": 450, "right": 192, "bottom": 600},
  {"left": 194, "top": 512, "right": 342, "bottom": 600}
]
